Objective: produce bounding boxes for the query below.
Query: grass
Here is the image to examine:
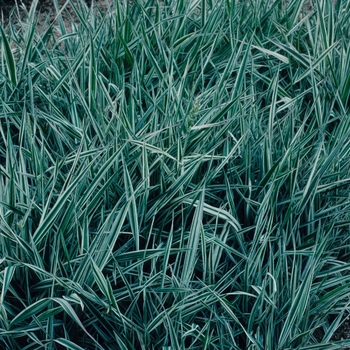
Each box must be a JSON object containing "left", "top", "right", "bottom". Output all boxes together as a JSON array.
[{"left": 1, "top": 0, "right": 350, "bottom": 348}]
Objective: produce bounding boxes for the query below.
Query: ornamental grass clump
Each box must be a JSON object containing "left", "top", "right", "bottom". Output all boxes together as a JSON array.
[{"left": 1, "top": 0, "right": 350, "bottom": 348}]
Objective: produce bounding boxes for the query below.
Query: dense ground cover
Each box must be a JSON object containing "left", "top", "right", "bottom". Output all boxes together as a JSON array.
[{"left": 1, "top": 0, "right": 350, "bottom": 348}]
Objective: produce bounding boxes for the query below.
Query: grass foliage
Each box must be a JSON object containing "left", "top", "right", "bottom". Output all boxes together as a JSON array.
[{"left": 1, "top": 0, "right": 350, "bottom": 348}]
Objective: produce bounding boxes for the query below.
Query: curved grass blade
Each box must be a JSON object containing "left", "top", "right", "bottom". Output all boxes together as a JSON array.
[{"left": 0, "top": 25, "right": 17, "bottom": 86}]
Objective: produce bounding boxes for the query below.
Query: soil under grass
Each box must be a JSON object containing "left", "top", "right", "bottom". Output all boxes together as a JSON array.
[{"left": 0, "top": 0, "right": 113, "bottom": 30}]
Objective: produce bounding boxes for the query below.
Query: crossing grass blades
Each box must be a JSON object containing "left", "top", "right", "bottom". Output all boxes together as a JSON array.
[{"left": 1, "top": 0, "right": 350, "bottom": 348}]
